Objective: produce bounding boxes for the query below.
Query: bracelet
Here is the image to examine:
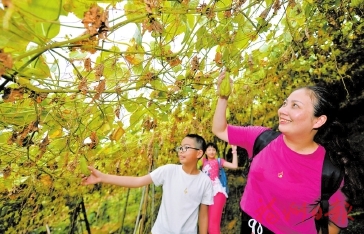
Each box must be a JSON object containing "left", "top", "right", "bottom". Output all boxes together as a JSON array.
[{"left": 232, "top": 150, "right": 237, "bottom": 154}]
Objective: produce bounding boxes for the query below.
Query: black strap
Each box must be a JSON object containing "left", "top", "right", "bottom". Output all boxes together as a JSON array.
[
  {"left": 243, "top": 129, "right": 281, "bottom": 176},
  {"left": 253, "top": 130, "right": 281, "bottom": 157},
  {"left": 321, "top": 154, "right": 344, "bottom": 203},
  {"left": 316, "top": 154, "right": 344, "bottom": 234}
]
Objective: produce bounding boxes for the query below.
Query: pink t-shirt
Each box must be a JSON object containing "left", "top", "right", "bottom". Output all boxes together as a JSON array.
[
  {"left": 202, "top": 157, "right": 228, "bottom": 198},
  {"left": 228, "top": 125, "right": 348, "bottom": 233}
]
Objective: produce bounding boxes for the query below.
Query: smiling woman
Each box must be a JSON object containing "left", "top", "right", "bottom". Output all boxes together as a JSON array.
[
  {"left": 212, "top": 71, "right": 364, "bottom": 234},
  {"left": 277, "top": 88, "right": 328, "bottom": 153}
]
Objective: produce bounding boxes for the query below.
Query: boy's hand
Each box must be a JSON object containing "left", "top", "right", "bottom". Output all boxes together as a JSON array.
[{"left": 81, "top": 166, "right": 103, "bottom": 185}]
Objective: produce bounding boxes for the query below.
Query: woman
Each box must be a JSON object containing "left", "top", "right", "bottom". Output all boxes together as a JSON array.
[
  {"left": 201, "top": 142, "right": 238, "bottom": 234},
  {"left": 212, "top": 71, "right": 364, "bottom": 233}
]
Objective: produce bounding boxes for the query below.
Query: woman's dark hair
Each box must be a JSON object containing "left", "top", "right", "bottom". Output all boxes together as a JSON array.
[
  {"left": 205, "top": 142, "right": 218, "bottom": 159},
  {"left": 304, "top": 86, "right": 364, "bottom": 206}
]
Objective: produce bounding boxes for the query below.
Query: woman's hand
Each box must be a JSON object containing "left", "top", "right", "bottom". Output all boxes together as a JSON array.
[{"left": 81, "top": 166, "right": 103, "bottom": 185}]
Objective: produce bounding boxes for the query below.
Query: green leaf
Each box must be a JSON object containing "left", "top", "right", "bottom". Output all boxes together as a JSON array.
[
  {"left": 0, "top": 9, "right": 33, "bottom": 51},
  {"left": 164, "top": 17, "right": 186, "bottom": 42},
  {"left": 100, "top": 46, "right": 121, "bottom": 59},
  {"left": 69, "top": 51, "right": 88, "bottom": 59},
  {"left": 16, "top": 0, "right": 63, "bottom": 43},
  {"left": 0, "top": 131, "right": 11, "bottom": 144},
  {"left": 283, "top": 32, "right": 293, "bottom": 43},
  {"left": 129, "top": 108, "right": 147, "bottom": 126},
  {"left": 62, "top": 0, "right": 92, "bottom": 19},
  {"left": 124, "top": 1, "right": 147, "bottom": 22},
  {"left": 0, "top": 101, "right": 37, "bottom": 126},
  {"left": 103, "top": 60, "right": 127, "bottom": 82},
  {"left": 232, "top": 30, "right": 250, "bottom": 50},
  {"left": 150, "top": 78, "right": 168, "bottom": 92},
  {"left": 17, "top": 54, "right": 51, "bottom": 79},
  {"left": 158, "top": 112, "right": 169, "bottom": 122},
  {"left": 34, "top": 22, "right": 60, "bottom": 44},
  {"left": 124, "top": 100, "right": 138, "bottom": 113}
]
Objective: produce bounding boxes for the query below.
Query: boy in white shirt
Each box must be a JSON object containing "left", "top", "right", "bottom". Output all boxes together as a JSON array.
[{"left": 82, "top": 134, "right": 213, "bottom": 234}]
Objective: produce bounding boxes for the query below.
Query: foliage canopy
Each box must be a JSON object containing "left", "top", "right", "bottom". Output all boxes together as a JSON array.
[{"left": 0, "top": 0, "right": 363, "bottom": 232}]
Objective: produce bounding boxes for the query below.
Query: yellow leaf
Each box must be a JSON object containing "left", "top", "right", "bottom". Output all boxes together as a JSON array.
[
  {"left": 227, "top": 219, "right": 238, "bottom": 230},
  {"left": 49, "top": 128, "right": 62, "bottom": 138},
  {"left": 111, "top": 127, "right": 125, "bottom": 141},
  {"left": 39, "top": 174, "right": 53, "bottom": 187}
]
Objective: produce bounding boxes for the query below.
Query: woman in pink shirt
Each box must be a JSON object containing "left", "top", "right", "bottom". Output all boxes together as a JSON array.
[
  {"left": 201, "top": 142, "right": 238, "bottom": 234},
  {"left": 212, "top": 71, "right": 364, "bottom": 234}
]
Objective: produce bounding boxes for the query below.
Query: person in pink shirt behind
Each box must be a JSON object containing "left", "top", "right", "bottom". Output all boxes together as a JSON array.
[
  {"left": 212, "top": 71, "right": 364, "bottom": 234},
  {"left": 201, "top": 142, "right": 238, "bottom": 234}
]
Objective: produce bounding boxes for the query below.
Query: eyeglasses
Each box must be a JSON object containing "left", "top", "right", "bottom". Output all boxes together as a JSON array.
[{"left": 175, "top": 146, "right": 201, "bottom": 153}]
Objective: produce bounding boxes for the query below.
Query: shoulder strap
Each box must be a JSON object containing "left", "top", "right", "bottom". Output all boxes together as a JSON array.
[
  {"left": 316, "top": 154, "right": 344, "bottom": 234},
  {"left": 253, "top": 129, "right": 281, "bottom": 157},
  {"left": 243, "top": 129, "right": 281, "bottom": 176},
  {"left": 217, "top": 158, "right": 222, "bottom": 168}
]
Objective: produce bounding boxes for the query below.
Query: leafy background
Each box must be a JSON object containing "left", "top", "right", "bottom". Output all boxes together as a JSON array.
[{"left": 0, "top": 0, "right": 363, "bottom": 233}]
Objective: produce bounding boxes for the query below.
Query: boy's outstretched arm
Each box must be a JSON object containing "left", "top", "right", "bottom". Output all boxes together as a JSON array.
[
  {"left": 198, "top": 204, "right": 209, "bottom": 234},
  {"left": 81, "top": 166, "right": 153, "bottom": 188}
]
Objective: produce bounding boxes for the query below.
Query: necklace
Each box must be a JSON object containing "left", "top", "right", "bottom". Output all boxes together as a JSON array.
[{"left": 182, "top": 173, "right": 199, "bottom": 194}]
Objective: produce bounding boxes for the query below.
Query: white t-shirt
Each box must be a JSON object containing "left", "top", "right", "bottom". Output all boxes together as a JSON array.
[{"left": 150, "top": 164, "right": 213, "bottom": 234}]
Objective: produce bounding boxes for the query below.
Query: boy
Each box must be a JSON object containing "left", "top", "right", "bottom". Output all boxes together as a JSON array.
[{"left": 82, "top": 134, "right": 213, "bottom": 234}]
